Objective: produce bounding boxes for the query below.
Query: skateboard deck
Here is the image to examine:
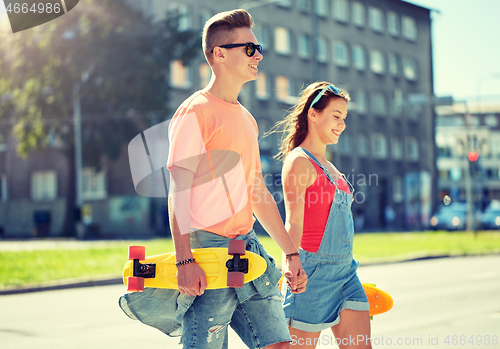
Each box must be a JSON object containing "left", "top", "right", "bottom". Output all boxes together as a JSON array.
[
  {"left": 278, "top": 277, "right": 393, "bottom": 317},
  {"left": 123, "top": 242, "right": 267, "bottom": 292},
  {"left": 362, "top": 283, "right": 393, "bottom": 316}
]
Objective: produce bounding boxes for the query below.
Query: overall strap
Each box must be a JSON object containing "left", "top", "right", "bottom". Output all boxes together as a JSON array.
[{"left": 294, "top": 147, "right": 337, "bottom": 185}]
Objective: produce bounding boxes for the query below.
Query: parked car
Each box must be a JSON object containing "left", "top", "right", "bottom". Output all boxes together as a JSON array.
[
  {"left": 479, "top": 201, "right": 500, "bottom": 230},
  {"left": 430, "top": 203, "right": 467, "bottom": 231}
]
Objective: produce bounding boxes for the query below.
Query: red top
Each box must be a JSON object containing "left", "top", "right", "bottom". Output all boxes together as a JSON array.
[{"left": 301, "top": 159, "right": 351, "bottom": 253}]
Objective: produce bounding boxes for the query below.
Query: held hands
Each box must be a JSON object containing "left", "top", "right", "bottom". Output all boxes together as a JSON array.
[
  {"left": 283, "top": 254, "right": 308, "bottom": 294},
  {"left": 177, "top": 262, "right": 207, "bottom": 296}
]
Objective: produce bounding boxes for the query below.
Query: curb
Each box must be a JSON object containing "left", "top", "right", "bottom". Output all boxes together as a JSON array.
[{"left": 0, "top": 277, "right": 123, "bottom": 296}]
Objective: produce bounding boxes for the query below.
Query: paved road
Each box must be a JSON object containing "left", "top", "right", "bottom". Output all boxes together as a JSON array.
[{"left": 1, "top": 256, "right": 499, "bottom": 349}]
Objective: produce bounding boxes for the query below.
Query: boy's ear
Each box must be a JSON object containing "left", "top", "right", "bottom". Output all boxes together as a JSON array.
[{"left": 212, "top": 47, "right": 226, "bottom": 62}]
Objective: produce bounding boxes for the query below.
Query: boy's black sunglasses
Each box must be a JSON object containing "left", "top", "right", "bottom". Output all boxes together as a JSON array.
[{"left": 211, "top": 42, "right": 263, "bottom": 57}]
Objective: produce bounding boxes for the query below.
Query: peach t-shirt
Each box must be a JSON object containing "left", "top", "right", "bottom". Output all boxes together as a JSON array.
[{"left": 167, "top": 91, "right": 261, "bottom": 238}]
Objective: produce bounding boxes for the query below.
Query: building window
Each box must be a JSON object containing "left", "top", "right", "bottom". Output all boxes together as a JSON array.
[
  {"left": 298, "top": 33, "right": 312, "bottom": 59},
  {"left": 355, "top": 88, "right": 367, "bottom": 114},
  {"left": 402, "top": 16, "right": 417, "bottom": 41},
  {"left": 391, "top": 137, "right": 403, "bottom": 159},
  {"left": 82, "top": 168, "right": 107, "bottom": 200},
  {"left": 274, "top": 27, "right": 291, "bottom": 55},
  {"left": 254, "top": 23, "right": 270, "bottom": 49},
  {"left": 32, "top": 171, "right": 57, "bottom": 201},
  {"left": 316, "top": 36, "right": 328, "bottom": 62},
  {"left": 368, "top": 7, "right": 384, "bottom": 33},
  {"left": 314, "top": 0, "right": 328, "bottom": 17},
  {"left": 371, "top": 92, "right": 387, "bottom": 115},
  {"left": 372, "top": 133, "right": 388, "bottom": 159},
  {"left": 352, "top": 44, "right": 365, "bottom": 71},
  {"left": 406, "top": 137, "right": 419, "bottom": 161},
  {"left": 276, "top": 75, "right": 293, "bottom": 103},
  {"left": 167, "top": 3, "right": 192, "bottom": 32},
  {"left": 357, "top": 134, "right": 368, "bottom": 156},
  {"left": 170, "top": 60, "right": 191, "bottom": 89},
  {"left": 0, "top": 133, "right": 7, "bottom": 152},
  {"left": 370, "top": 49, "right": 385, "bottom": 74},
  {"left": 333, "top": 41, "right": 349, "bottom": 67},
  {"left": 257, "top": 119, "right": 273, "bottom": 150},
  {"left": 393, "top": 176, "right": 403, "bottom": 203},
  {"left": 256, "top": 71, "right": 271, "bottom": 100},
  {"left": 388, "top": 52, "right": 399, "bottom": 77},
  {"left": 490, "top": 136, "right": 500, "bottom": 157},
  {"left": 393, "top": 88, "right": 403, "bottom": 116},
  {"left": 339, "top": 132, "right": 351, "bottom": 154},
  {"left": 332, "top": 0, "right": 349, "bottom": 23},
  {"left": 298, "top": 0, "right": 310, "bottom": 12},
  {"left": 0, "top": 174, "right": 6, "bottom": 202},
  {"left": 352, "top": 2, "right": 365, "bottom": 27},
  {"left": 403, "top": 57, "right": 418, "bottom": 81},
  {"left": 387, "top": 11, "right": 399, "bottom": 37},
  {"left": 275, "top": 0, "right": 292, "bottom": 7},
  {"left": 199, "top": 63, "right": 211, "bottom": 88}
]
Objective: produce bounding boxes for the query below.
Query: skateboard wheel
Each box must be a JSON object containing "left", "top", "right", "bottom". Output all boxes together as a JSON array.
[
  {"left": 228, "top": 240, "right": 246, "bottom": 255},
  {"left": 129, "top": 246, "right": 145, "bottom": 260},
  {"left": 227, "top": 272, "right": 244, "bottom": 288},
  {"left": 127, "top": 277, "right": 145, "bottom": 292}
]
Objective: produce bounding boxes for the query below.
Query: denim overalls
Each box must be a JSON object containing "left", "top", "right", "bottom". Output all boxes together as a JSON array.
[{"left": 282, "top": 148, "right": 369, "bottom": 332}]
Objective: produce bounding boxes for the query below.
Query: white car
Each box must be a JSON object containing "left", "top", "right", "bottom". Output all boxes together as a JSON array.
[
  {"left": 480, "top": 201, "right": 500, "bottom": 230},
  {"left": 430, "top": 203, "right": 467, "bottom": 231}
]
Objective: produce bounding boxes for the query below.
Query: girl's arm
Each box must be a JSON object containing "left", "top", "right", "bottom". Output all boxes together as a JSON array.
[{"left": 282, "top": 153, "right": 316, "bottom": 251}]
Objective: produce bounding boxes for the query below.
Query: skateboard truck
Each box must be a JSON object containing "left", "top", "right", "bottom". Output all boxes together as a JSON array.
[
  {"left": 225, "top": 240, "right": 248, "bottom": 287},
  {"left": 132, "top": 259, "right": 156, "bottom": 278},
  {"left": 226, "top": 254, "right": 249, "bottom": 274},
  {"left": 127, "top": 246, "right": 156, "bottom": 292}
]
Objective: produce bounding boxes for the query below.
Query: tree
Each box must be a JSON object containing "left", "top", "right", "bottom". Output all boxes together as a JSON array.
[{"left": 0, "top": 0, "right": 200, "bottom": 236}]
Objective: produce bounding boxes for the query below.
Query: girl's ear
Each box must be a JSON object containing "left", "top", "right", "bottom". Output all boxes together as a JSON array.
[{"left": 307, "top": 107, "right": 317, "bottom": 123}]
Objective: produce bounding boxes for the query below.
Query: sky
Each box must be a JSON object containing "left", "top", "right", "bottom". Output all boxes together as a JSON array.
[
  {"left": 405, "top": 0, "right": 500, "bottom": 102},
  {"left": 1, "top": 0, "right": 500, "bottom": 102}
]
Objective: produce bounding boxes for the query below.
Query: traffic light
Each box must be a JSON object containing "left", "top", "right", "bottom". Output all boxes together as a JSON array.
[{"left": 468, "top": 151, "right": 479, "bottom": 162}]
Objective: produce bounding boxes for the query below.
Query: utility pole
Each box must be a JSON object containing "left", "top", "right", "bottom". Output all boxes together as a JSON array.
[{"left": 73, "top": 83, "right": 84, "bottom": 238}]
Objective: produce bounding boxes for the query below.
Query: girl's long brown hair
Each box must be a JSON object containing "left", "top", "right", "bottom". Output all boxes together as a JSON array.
[{"left": 268, "top": 81, "right": 350, "bottom": 162}]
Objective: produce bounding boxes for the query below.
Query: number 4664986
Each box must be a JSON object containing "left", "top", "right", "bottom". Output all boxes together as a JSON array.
[{"left": 5, "top": 2, "right": 62, "bottom": 14}]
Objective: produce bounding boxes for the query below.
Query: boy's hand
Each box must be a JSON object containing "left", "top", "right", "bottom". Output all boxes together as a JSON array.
[{"left": 177, "top": 263, "right": 207, "bottom": 296}]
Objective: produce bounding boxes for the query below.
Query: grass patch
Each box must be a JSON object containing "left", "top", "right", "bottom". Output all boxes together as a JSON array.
[
  {"left": 0, "top": 240, "right": 173, "bottom": 288},
  {"left": 1, "top": 231, "right": 499, "bottom": 288},
  {"left": 352, "top": 231, "right": 500, "bottom": 263}
]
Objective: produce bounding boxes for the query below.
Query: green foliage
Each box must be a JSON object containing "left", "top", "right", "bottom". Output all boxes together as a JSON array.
[{"left": 0, "top": 0, "right": 200, "bottom": 164}]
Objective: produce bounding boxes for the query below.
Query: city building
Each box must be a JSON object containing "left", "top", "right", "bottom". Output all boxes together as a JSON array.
[
  {"left": 435, "top": 99, "right": 500, "bottom": 214},
  {"left": 0, "top": 0, "right": 436, "bottom": 237}
]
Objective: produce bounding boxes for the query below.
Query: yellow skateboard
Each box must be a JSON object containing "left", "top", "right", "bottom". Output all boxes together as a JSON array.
[
  {"left": 123, "top": 240, "right": 267, "bottom": 292},
  {"left": 278, "top": 277, "right": 393, "bottom": 317}
]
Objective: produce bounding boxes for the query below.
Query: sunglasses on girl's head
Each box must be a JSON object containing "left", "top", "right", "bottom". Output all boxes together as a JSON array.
[
  {"left": 309, "top": 85, "right": 345, "bottom": 110},
  {"left": 211, "top": 42, "right": 263, "bottom": 57}
]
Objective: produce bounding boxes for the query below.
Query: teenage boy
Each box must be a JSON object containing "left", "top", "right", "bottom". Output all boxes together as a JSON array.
[{"left": 120, "top": 9, "right": 306, "bottom": 349}]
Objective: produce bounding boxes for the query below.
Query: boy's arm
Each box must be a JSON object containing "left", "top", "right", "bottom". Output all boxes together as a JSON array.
[
  {"left": 169, "top": 165, "right": 207, "bottom": 296},
  {"left": 252, "top": 171, "right": 307, "bottom": 293}
]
